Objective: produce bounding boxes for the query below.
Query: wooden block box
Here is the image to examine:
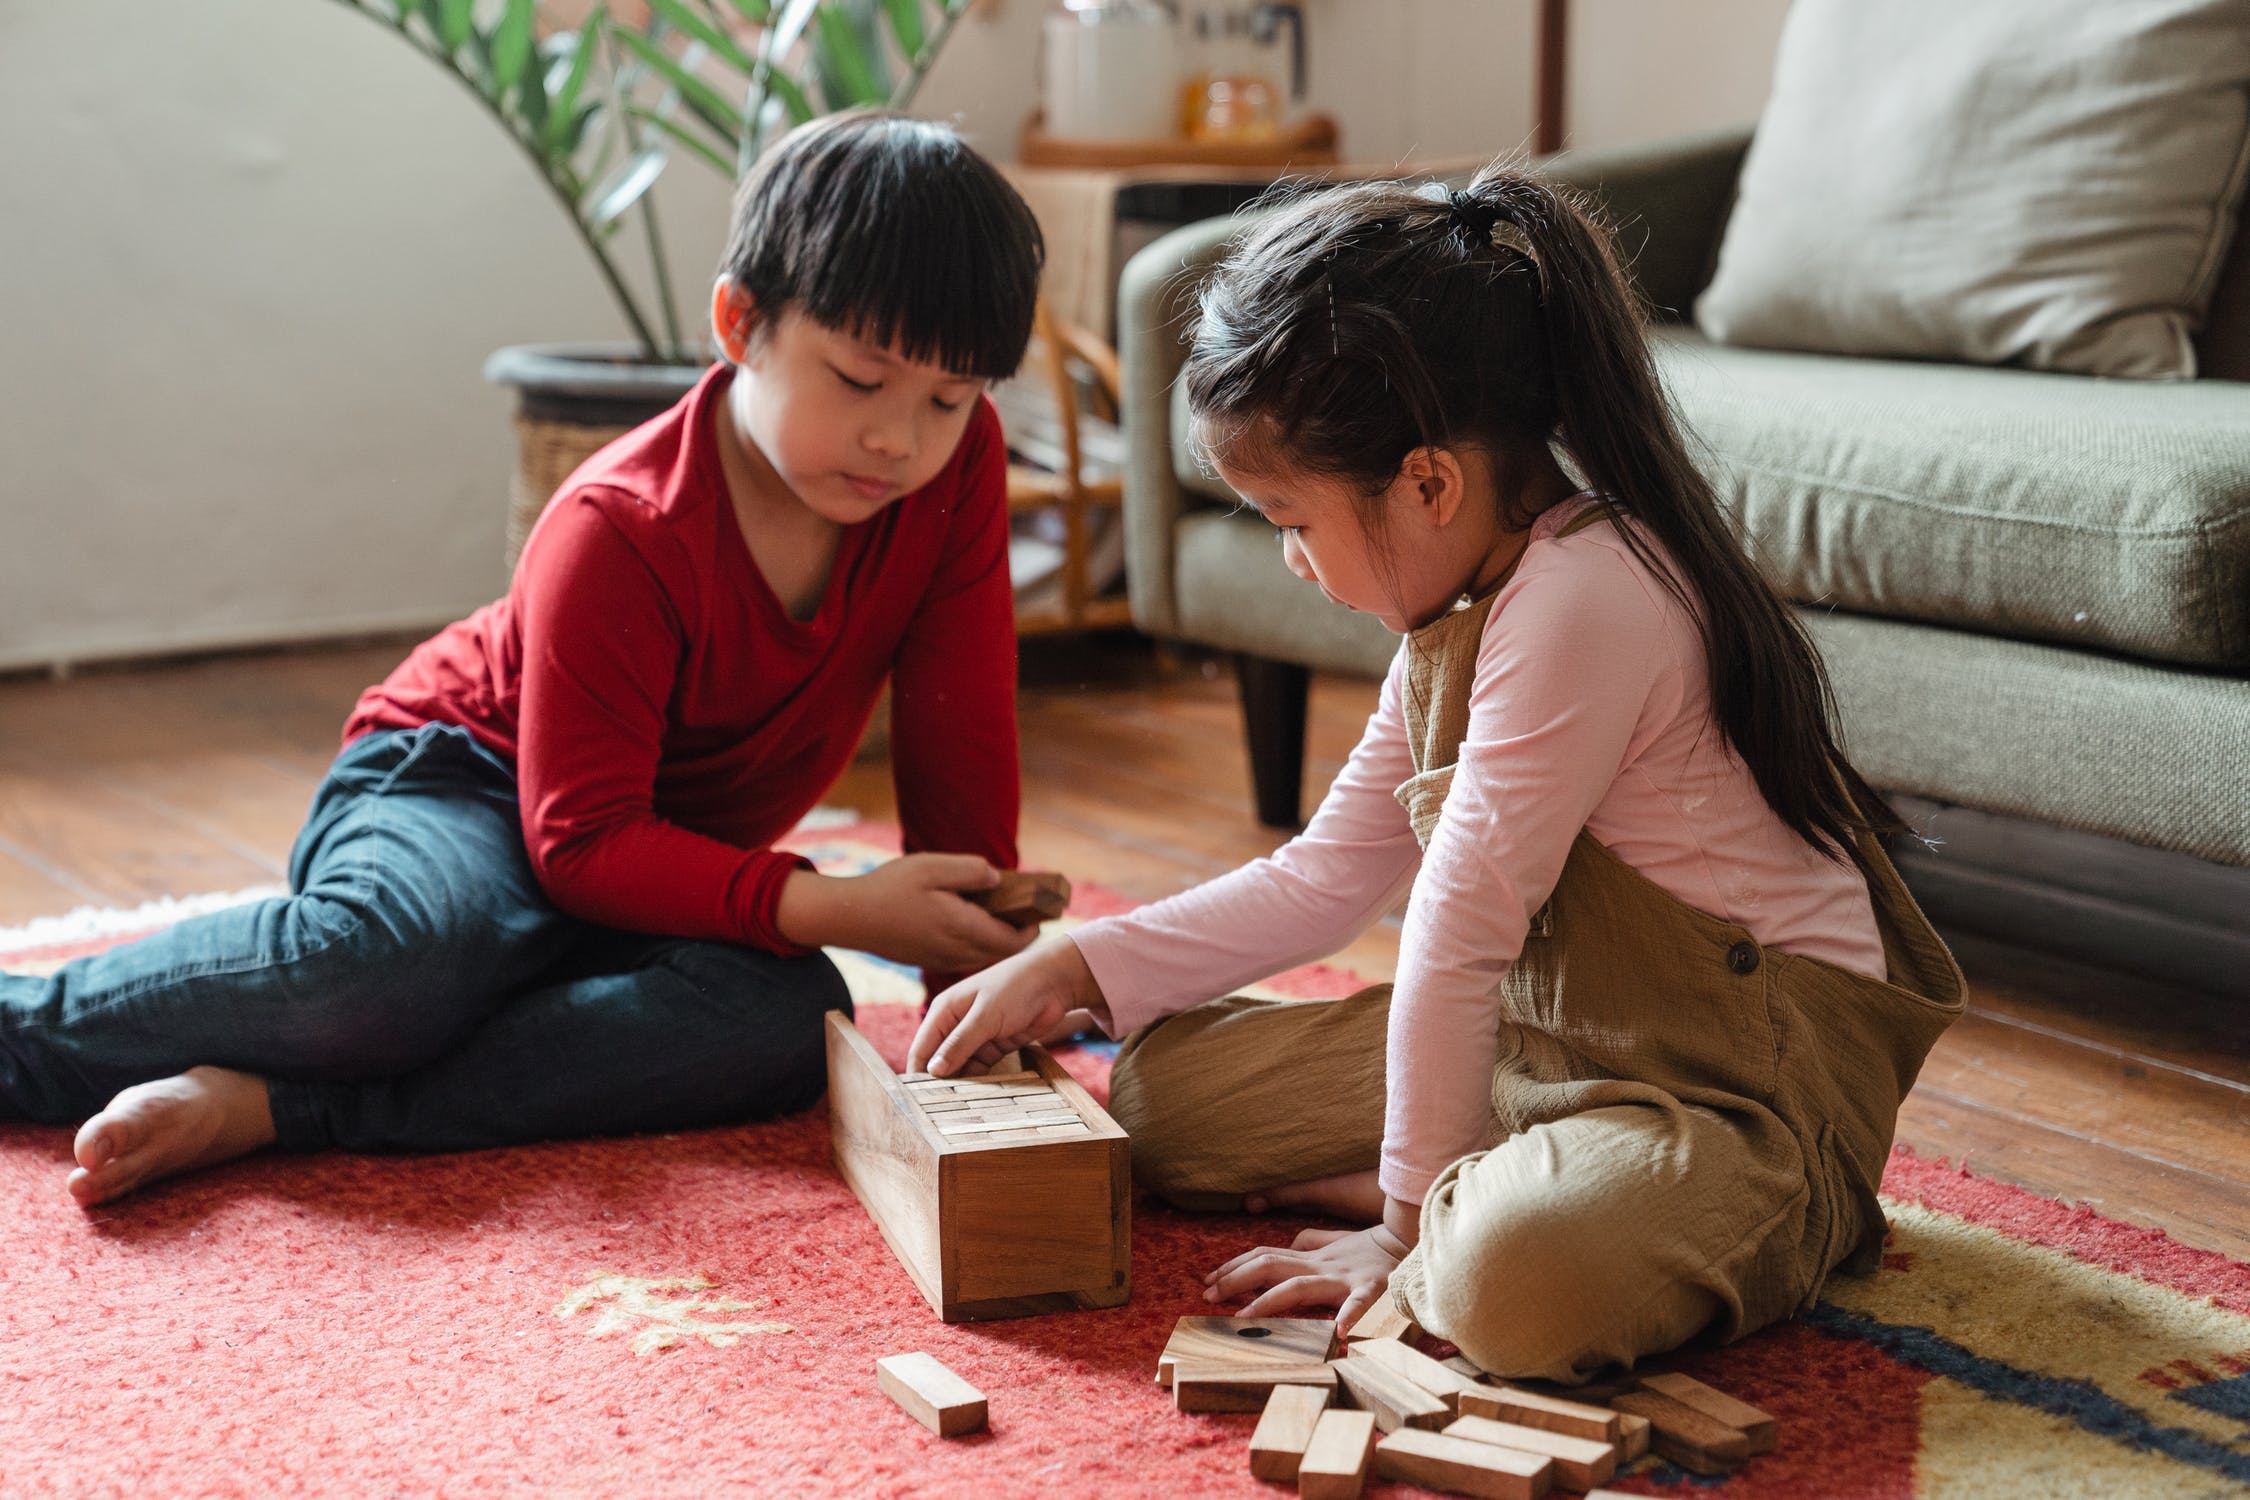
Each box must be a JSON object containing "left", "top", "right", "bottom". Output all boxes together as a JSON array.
[{"left": 827, "top": 1012, "right": 1130, "bottom": 1321}]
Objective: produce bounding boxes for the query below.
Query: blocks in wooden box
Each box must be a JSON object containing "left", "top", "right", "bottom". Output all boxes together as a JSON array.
[{"left": 826, "top": 1012, "right": 1130, "bottom": 1321}]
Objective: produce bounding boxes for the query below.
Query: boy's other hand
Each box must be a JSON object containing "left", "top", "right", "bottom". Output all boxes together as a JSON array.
[
  {"left": 778, "top": 855, "right": 1036, "bottom": 972},
  {"left": 908, "top": 937, "right": 1104, "bottom": 1077}
]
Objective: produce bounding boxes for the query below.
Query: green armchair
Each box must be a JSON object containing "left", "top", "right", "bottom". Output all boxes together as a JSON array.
[{"left": 1114, "top": 127, "right": 2250, "bottom": 994}]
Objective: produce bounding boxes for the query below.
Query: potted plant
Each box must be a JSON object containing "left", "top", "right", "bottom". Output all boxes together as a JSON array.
[{"left": 326, "top": 0, "right": 982, "bottom": 560}]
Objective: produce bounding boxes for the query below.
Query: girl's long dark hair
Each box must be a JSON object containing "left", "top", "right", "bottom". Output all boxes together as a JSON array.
[{"left": 1184, "top": 164, "right": 1902, "bottom": 865}]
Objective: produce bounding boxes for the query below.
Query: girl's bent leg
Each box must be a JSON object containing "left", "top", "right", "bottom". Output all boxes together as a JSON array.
[
  {"left": 268, "top": 934, "right": 851, "bottom": 1152},
  {"left": 0, "top": 726, "right": 573, "bottom": 1125},
  {"left": 1401, "top": 1096, "right": 1805, "bottom": 1384},
  {"left": 1108, "top": 986, "right": 1390, "bottom": 1208}
]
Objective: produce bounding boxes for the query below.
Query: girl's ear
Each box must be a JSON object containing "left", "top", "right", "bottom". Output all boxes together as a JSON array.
[
  {"left": 711, "top": 280, "right": 761, "bottom": 364},
  {"left": 1395, "top": 446, "right": 1468, "bottom": 528}
]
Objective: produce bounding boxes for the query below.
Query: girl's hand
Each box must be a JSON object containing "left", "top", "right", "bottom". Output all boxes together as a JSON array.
[
  {"left": 777, "top": 855, "right": 1036, "bottom": 973},
  {"left": 1203, "top": 1224, "right": 1412, "bottom": 1334},
  {"left": 908, "top": 937, "right": 1105, "bottom": 1077}
]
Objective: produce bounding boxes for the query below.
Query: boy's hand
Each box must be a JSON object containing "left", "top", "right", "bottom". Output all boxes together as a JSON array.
[
  {"left": 908, "top": 937, "right": 1105, "bottom": 1077},
  {"left": 777, "top": 855, "right": 1036, "bottom": 972}
]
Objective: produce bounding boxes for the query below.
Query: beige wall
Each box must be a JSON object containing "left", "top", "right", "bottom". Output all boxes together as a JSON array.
[{"left": 0, "top": 0, "right": 1785, "bottom": 669}]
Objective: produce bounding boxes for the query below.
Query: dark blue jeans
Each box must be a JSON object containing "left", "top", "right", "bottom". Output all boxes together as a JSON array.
[{"left": 0, "top": 724, "right": 850, "bottom": 1150}]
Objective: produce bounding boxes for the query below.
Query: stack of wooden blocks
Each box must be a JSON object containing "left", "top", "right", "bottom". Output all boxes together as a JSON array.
[
  {"left": 1156, "top": 1302, "right": 1776, "bottom": 1497},
  {"left": 827, "top": 1012, "right": 1130, "bottom": 1323}
]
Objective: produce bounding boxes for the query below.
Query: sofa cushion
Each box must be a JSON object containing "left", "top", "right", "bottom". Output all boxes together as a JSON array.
[
  {"left": 1808, "top": 612, "right": 2250, "bottom": 867},
  {"left": 1179, "top": 330, "right": 2250, "bottom": 667},
  {"left": 1695, "top": 0, "right": 2250, "bottom": 380},
  {"left": 1656, "top": 328, "right": 2250, "bottom": 668}
]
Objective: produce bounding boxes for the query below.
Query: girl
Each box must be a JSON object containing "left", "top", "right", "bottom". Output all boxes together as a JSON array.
[
  {"left": 909, "top": 166, "right": 1964, "bottom": 1383},
  {"left": 6, "top": 112, "right": 1046, "bottom": 1207}
]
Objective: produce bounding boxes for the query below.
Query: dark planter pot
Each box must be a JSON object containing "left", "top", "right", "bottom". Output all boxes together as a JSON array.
[{"left": 484, "top": 343, "right": 706, "bottom": 565}]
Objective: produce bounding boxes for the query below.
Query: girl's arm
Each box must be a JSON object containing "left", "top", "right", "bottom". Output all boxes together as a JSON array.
[
  {"left": 1378, "top": 541, "right": 1680, "bottom": 1203},
  {"left": 1068, "top": 651, "right": 1424, "bottom": 1038},
  {"left": 513, "top": 489, "right": 815, "bottom": 951}
]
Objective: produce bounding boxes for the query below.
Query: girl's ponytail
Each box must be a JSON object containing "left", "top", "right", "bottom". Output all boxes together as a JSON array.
[{"left": 1466, "top": 170, "right": 1905, "bottom": 863}]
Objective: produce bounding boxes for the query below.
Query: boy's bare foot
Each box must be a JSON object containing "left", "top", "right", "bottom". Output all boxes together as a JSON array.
[
  {"left": 67, "top": 1066, "right": 277, "bottom": 1208},
  {"left": 1244, "top": 1168, "right": 1386, "bottom": 1226}
]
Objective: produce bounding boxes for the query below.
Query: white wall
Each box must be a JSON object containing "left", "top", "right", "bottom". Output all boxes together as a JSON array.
[
  {"left": 0, "top": 0, "right": 743, "bottom": 673},
  {"left": 0, "top": 0, "right": 1787, "bottom": 669}
]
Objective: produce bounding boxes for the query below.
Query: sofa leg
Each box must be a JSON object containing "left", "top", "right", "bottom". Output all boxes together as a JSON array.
[{"left": 1235, "top": 653, "right": 1309, "bottom": 829}]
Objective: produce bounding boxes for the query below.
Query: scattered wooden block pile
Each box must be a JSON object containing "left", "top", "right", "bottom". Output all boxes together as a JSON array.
[{"left": 1156, "top": 1305, "right": 1777, "bottom": 1497}]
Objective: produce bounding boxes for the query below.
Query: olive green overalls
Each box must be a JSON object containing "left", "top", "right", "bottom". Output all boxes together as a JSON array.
[{"left": 1107, "top": 518, "right": 1965, "bottom": 1382}]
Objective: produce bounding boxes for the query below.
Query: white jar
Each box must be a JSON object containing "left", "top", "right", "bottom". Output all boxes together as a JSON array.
[{"left": 1043, "top": 0, "right": 1180, "bottom": 141}]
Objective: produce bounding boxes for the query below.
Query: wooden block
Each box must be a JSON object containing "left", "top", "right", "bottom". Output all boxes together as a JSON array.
[
  {"left": 1441, "top": 1353, "right": 1487, "bottom": 1379},
  {"left": 1248, "top": 1382, "right": 1332, "bottom": 1482},
  {"left": 1155, "top": 1315, "right": 1341, "bottom": 1386},
  {"left": 1460, "top": 1385, "right": 1620, "bottom": 1443},
  {"left": 1510, "top": 1375, "right": 1636, "bottom": 1404},
  {"left": 826, "top": 1013, "right": 1129, "bottom": 1321},
  {"left": 1332, "top": 1353, "right": 1451, "bottom": 1433},
  {"left": 967, "top": 869, "right": 1071, "bottom": 927},
  {"left": 1298, "top": 1409, "right": 1380, "bottom": 1500},
  {"left": 1608, "top": 1390, "right": 1750, "bottom": 1475},
  {"left": 1172, "top": 1360, "right": 1337, "bottom": 1413},
  {"left": 875, "top": 1351, "right": 987, "bottom": 1437},
  {"left": 1374, "top": 1428, "right": 1553, "bottom": 1500},
  {"left": 1636, "top": 1372, "right": 1775, "bottom": 1454},
  {"left": 1032, "top": 1123, "right": 1091, "bottom": 1138},
  {"left": 1444, "top": 1414, "right": 1615, "bottom": 1490},
  {"left": 933, "top": 1113, "right": 1081, "bottom": 1136},
  {"left": 903, "top": 1070, "right": 1042, "bottom": 1088},
  {"left": 1615, "top": 1413, "right": 1650, "bottom": 1462},
  {"left": 1344, "top": 1294, "right": 1421, "bottom": 1344},
  {"left": 1351, "top": 1337, "right": 1489, "bottom": 1412}
]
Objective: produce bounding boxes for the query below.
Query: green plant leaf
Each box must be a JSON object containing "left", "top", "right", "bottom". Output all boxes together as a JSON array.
[
  {"left": 491, "top": 0, "right": 537, "bottom": 96},
  {"left": 544, "top": 7, "right": 605, "bottom": 153},
  {"left": 611, "top": 30, "right": 747, "bottom": 143},
  {"left": 630, "top": 105, "right": 736, "bottom": 175},
  {"left": 438, "top": 0, "right": 474, "bottom": 53},
  {"left": 761, "top": 67, "right": 817, "bottom": 126},
  {"left": 810, "top": 3, "right": 884, "bottom": 108},
  {"left": 643, "top": 0, "right": 758, "bottom": 74},
  {"left": 880, "top": 0, "right": 924, "bottom": 61},
  {"left": 587, "top": 146, "right": 668, "bottom": 229},
  {"left": 720, "top": 0, "right": 774, "bottom": 21}
]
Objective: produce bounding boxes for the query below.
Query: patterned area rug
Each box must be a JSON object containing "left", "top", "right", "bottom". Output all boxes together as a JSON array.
[{"left": 2, "top": 819, "right": 2246, "bottom": 1499}]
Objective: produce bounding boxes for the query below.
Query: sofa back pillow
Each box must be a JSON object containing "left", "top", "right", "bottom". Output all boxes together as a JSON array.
[{"left": 1696, "top": 0, "right": 2250, "bottom": 380}]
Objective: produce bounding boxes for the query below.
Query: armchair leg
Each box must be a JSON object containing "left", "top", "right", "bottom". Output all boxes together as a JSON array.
[{"left": 1235, "top": 653, "right": 1310, "bottom": 829}]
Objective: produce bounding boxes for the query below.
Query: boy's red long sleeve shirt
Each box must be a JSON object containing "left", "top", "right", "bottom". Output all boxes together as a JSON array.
[{"left": 346, "top": 363, "right": 1020, "bottom": 954}]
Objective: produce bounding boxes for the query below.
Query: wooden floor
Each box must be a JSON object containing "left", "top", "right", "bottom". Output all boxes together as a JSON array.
[{"left": 2, "top": 636, "right": 2245, "bottom": 1261}]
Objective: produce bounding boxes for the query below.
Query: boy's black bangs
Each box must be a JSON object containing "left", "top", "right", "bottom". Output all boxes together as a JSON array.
[{"left": 724, "top": 115, "right": 1044, "bottom": 382}]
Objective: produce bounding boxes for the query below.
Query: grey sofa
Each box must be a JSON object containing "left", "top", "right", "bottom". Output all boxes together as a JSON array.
[{"left": 1115, "top": 128, "right": 2250, "bottom": 996}]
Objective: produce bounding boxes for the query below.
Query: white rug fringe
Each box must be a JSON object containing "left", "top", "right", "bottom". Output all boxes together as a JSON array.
[{"left": 0, "top": 885, "right": 290, "bottom": 956}]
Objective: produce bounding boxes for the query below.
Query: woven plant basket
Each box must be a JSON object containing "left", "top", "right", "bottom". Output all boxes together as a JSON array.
[{"left": 485, "top": 344, "right": 704, "bottom": 568}]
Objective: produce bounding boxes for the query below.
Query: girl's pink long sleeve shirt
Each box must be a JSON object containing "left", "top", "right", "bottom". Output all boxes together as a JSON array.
[{"left": 1070, "top": 499, "right": 1884, "bottom": 1203}]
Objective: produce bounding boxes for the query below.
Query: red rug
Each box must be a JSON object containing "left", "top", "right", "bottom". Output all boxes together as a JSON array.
[{"left": 4, "top": 821, "right": 2246, "bottom": 1499}]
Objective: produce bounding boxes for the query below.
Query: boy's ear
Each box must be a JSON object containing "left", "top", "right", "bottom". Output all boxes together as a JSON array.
[{"left": 711, "top": 280, "right": 762, "bottom": 363}]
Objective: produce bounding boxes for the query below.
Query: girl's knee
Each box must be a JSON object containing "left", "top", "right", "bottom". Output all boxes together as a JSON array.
[{"left": 1412, "top": 1159, "right": 1721, "bottom": 1382}]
